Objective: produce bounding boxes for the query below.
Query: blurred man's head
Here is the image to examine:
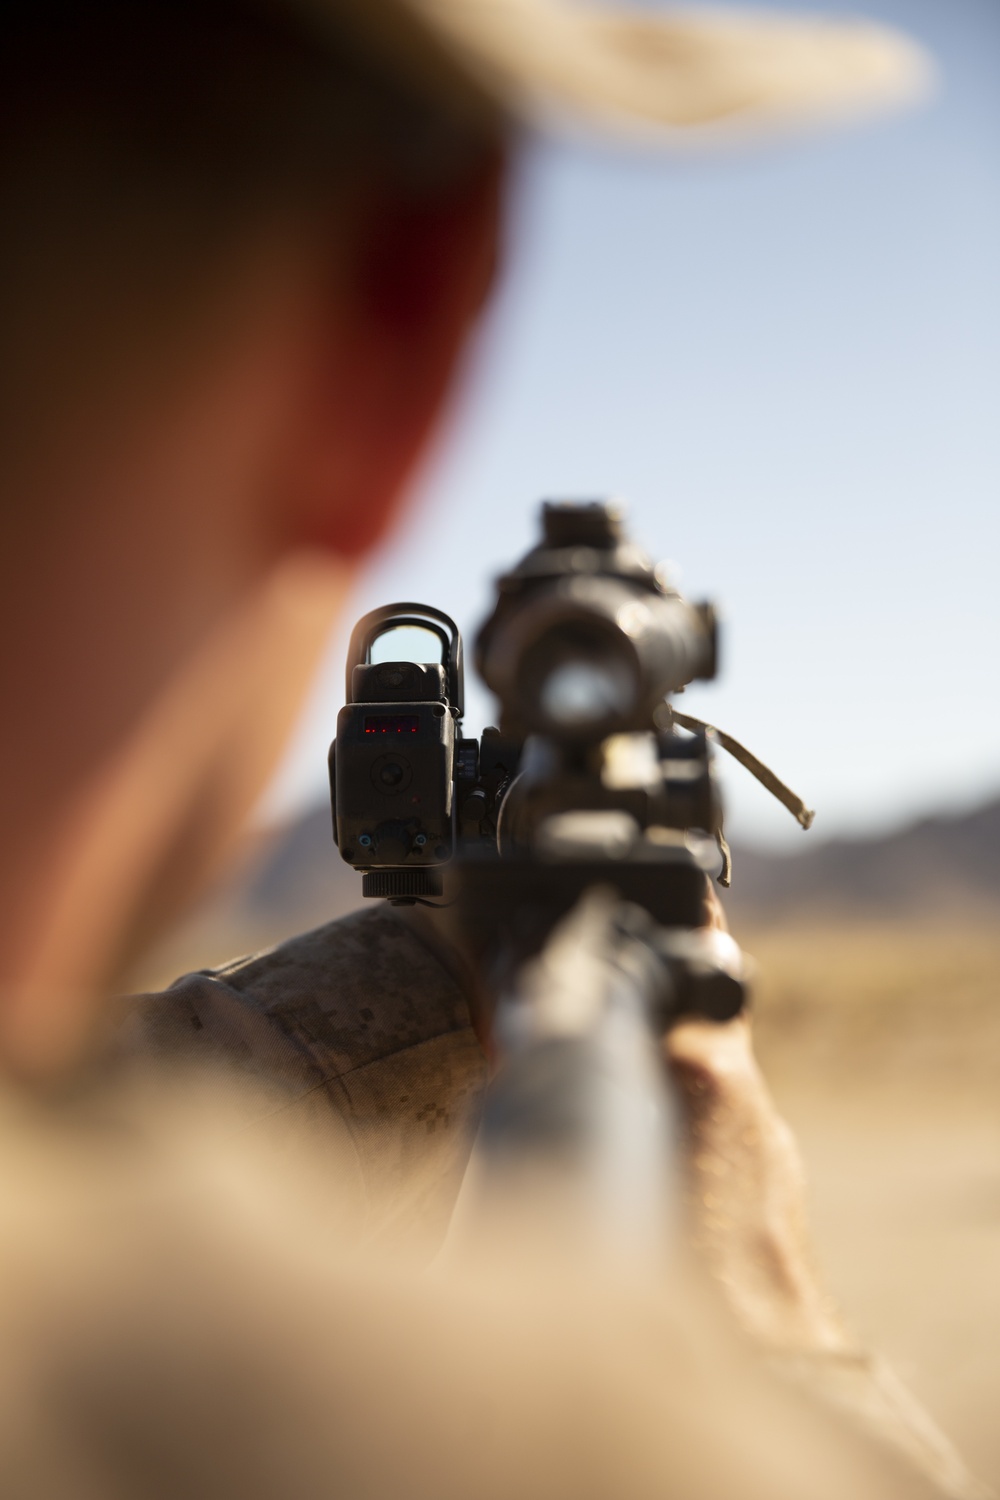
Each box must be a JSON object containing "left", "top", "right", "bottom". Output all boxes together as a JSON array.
[{"left": 0, "top": 1, "right": 505, "bottom": 1068}]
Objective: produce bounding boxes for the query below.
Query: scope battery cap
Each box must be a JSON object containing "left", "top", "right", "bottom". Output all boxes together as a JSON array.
[{"left": 370, "top": 753, "right": 412, "bottom": 794}]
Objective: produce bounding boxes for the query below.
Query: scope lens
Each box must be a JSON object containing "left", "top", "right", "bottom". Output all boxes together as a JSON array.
[
  {"left": 520, "top": 622, "right": 638, "bottom": 733},
  {"left": 539, "top": 660, "right": 634, "bottom": 726}
]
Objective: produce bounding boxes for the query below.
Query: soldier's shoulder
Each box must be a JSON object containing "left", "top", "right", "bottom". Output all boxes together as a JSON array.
[
  {"left": 200, "top": 904, "right": 472, "bottom": 1067},
  {"left": 126, "top": 905, "right": 468, "bottom": 1064}
]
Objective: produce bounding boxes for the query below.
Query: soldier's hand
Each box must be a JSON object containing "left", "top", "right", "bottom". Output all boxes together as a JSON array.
[{"left": 665, "top": 885, "right": 850, "bottom": 1352}]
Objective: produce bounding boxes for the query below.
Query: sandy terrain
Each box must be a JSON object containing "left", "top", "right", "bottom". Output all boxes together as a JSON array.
[{"left": 745, "top": 921, "right": 1000, "bottom": 1488}]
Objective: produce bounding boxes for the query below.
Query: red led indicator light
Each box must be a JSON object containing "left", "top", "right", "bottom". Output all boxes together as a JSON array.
[{"left": 364, "top": 714, "right": 419, "bottom": 735}]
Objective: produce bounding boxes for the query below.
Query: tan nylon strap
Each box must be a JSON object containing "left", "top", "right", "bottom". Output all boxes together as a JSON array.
[
  {"left": 714, "top": 824, "right": 734, "bottom": 890},
  {"left": 670, "top": 707, "right": 815, "bottom": 837}
]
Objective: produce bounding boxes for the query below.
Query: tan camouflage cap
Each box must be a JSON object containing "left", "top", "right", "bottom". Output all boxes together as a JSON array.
[{"left": 288, "top": 0, "right": 932, "bottom": 142}]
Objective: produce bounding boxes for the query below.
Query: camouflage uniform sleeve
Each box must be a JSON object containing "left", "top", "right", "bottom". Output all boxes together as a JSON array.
[{"left": 121, "top": 905, "right": 488, "bottom": 1247}]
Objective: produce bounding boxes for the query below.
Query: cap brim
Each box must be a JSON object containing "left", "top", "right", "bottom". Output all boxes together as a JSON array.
[
  {"left": 284, "top": 1, "right": 935, "bottom": 144},
  {"left": 309, "top": 0, "right": 933, "bottom": 146},
  {"left": 408, "top": 1, "right": 934, "bottom": 143}
]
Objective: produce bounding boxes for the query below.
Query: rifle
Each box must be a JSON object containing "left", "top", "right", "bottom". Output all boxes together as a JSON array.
[{"left": 329, "top": 501, "right": 812, "bottom": 1261}]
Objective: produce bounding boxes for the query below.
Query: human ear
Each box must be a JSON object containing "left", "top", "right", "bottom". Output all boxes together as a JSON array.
[{"left": 281, "top": 150, "right": 505, "bottom": 560}]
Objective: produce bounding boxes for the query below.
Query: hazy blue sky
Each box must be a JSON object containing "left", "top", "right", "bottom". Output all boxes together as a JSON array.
[{"left": 265, "top": 0, "right": 1000, "bottom": 849}]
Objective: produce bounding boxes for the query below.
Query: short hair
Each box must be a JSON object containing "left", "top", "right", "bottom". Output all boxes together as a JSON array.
[
  {"left": 0, "top": 0, "right": 500, "bottom": 462},
  {"left": 1, "top": 0, "right": 496, "bottom": 207}
]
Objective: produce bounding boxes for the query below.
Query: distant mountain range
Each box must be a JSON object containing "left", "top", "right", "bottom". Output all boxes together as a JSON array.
[
  {"left": 137, "top": 788, "right": 1000, "bottom": 989},
  {"left": 723, "top": 796, "right": 1000, "bottom": 923},
  {"left": 215, "top": 792, "right": 1000, "bottom": 939}
]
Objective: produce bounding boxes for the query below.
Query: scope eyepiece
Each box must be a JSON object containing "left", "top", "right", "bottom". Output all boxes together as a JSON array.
[
  {"left": 476, "top": 503, "right": 716, "bottom": 743},
  {"left": 534, "top": 649, "right": 638, "bottom": 730}
]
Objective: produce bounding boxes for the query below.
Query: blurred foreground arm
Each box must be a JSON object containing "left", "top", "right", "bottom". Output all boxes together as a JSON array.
[
  {"left": 123, "top": 897, "right": 988, "bottom": 1499},
  {"left": 668, "top": 994, "right": 990, "bottom": 1500}
]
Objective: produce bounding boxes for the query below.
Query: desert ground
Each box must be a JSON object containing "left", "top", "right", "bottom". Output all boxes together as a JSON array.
[{"left": 741, "top": 919, "right": 1000, "bottom": 1487}]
